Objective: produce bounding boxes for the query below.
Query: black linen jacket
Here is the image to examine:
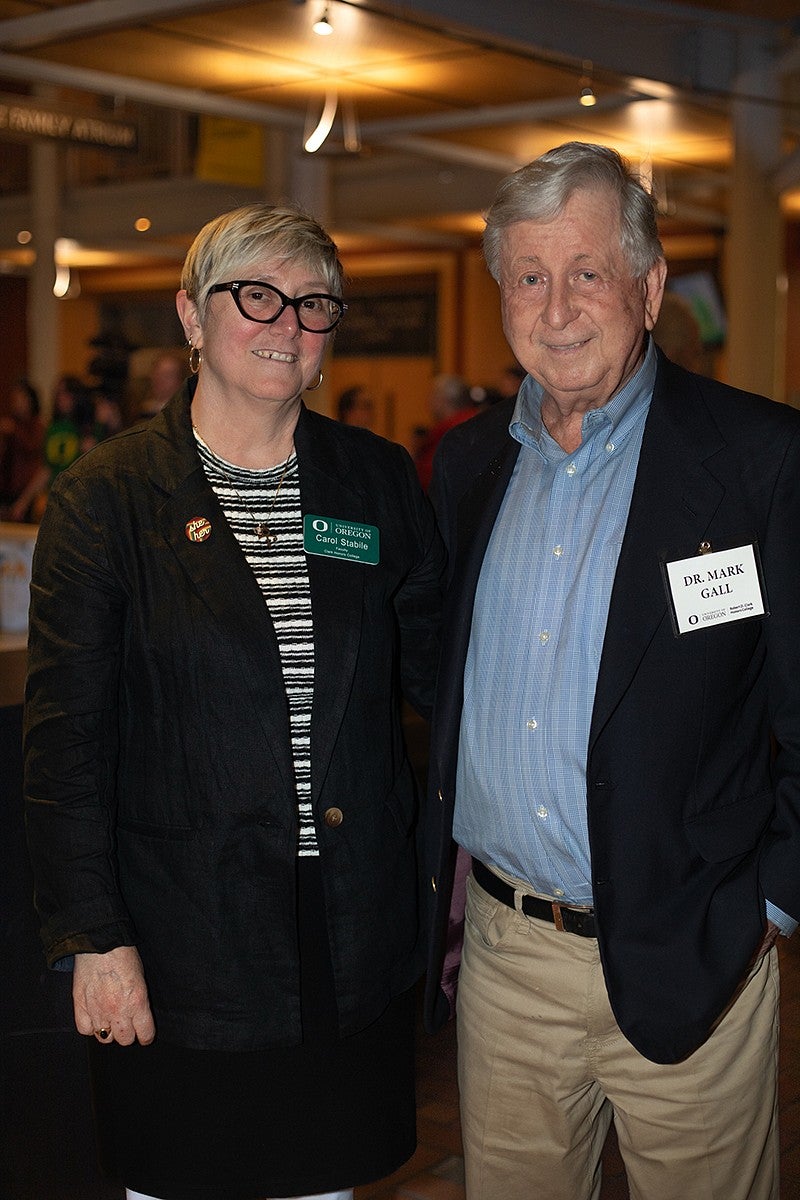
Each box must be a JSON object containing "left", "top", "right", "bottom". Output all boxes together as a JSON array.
[
  {"left": 24, "top": 383, "right": 445, "bottom": 1051},
  {"left": 424, "top": 350, "right": 800, "bottom": 1064}
]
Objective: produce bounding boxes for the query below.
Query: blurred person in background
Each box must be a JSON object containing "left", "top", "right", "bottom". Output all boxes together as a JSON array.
[
  {"left": 415, "top": 372, "right": 475, "bottom": 491},
  {"left": 652, "top": 290, "right": 706, "bottom": 374},
  {"left": 10, "top": 374, "right": 90, "bottom": 522},
  {"left": 0, "top": 378, "right": 45, "bottom": 521},
  {"left": 134, "top": 349, "right": 187, "bottom": 421},
  {"left": 336, "top": 383, "right": 376, "bottom": 431}
]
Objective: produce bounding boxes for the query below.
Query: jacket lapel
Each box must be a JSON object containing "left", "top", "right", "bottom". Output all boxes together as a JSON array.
[
  {"left": 148, "top": 391, "right": 295, "bottom": 787},
  {"left": 433, "top": 428, "right": 520, "bottom": 784},
  {"left": 294, "top": 410, "right": 366, "bottom": 806},
  {"left": 589, "top": 365, "right": 727, "bottom": 746}
]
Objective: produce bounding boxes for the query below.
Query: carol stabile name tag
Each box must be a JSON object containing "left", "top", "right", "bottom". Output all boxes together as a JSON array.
[
  {"left": 303, "top": 514, "right": 380, "bottom": 565},
  {"left": 663, "top": 539, "right": 768, "bottom": 635}
]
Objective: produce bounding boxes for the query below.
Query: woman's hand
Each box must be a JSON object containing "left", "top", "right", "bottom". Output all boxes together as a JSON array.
[{"left": 73, "top": 946, "right": 156, "bottom": 1046}]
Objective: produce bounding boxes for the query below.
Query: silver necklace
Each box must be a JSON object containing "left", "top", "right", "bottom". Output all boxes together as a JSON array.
[
  {"left": 226, "top": 452, "right": 294, "bottom": 544},
  {"left": 193, "top": 426, "right": 294, "bottom": 544}
]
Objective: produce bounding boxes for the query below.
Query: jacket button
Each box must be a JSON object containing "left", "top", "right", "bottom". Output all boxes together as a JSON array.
[{"left": 324, "top": 807, "right": 344, "bottom": 828}]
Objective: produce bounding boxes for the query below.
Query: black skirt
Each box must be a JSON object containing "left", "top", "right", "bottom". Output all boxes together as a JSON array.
[{"left": 87, "top": 859, "right": 417, "bottom": 1200}]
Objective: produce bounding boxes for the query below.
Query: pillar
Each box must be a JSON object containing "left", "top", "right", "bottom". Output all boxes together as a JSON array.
[{"left": 724, "top": 38, "right": 784, "bottom": 401}]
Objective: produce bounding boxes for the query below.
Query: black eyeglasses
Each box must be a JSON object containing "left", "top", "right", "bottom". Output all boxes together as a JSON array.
[{"left": 207, "top": 281, "right": 347, "bottom": 333}]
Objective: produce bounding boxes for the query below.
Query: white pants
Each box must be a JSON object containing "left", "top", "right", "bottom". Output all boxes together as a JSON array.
[{"left": 126, "top": 1190, "right": 353, "bottom": 1200}]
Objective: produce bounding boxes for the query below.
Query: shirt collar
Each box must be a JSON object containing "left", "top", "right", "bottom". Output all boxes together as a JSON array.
[{"left": 510, "top": 335, "right": 658, "bottom": 453}]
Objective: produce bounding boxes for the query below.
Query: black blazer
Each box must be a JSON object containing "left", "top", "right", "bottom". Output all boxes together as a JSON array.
[
  {"left": 424, "top": 351, "right": 800, "bottom": 1064},
  {"left": 24, "top": 384, "right": 445, "bottom": 1051}
]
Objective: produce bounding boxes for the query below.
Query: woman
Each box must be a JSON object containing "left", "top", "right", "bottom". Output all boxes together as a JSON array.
[
  {"left": 336, "top": 384, "right": 376, "bottom": 431},
  {"left": 9, "top": 373, "right": 90, "bottom": 521},
  {"left": 0, "top": 378, "right": 45, "bottom": 518},
  {"left": 24, "top": 204, "right": 445, "bottom": 1200}
]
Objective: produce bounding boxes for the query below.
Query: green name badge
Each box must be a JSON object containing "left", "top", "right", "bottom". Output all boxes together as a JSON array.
[{"left": 304, "top": 515, "right": 380, "bottom": 565}]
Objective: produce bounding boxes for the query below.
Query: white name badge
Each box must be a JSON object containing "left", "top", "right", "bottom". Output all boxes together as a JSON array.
[{"left": 664, "top": 541, "right": 767, "bottom": 635}]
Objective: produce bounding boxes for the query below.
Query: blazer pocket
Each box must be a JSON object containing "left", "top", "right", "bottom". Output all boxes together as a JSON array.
[
  {"left": 117, "top": 816, "right": 198, "bottom": 840},
  {"left": 683, "top": 788, "right": 773, "bottom": 862}
]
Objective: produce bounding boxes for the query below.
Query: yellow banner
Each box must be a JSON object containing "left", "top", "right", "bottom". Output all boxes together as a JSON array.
[{"left": 195, "top": 116, "right": 263, "bottom": 187}]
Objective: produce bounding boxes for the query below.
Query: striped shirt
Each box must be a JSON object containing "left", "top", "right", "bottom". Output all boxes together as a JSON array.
[{"left": 195, "top": 433, "right": 318, "bottom": 856}]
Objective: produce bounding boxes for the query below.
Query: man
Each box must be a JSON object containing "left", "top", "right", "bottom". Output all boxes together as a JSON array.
[
  {"left": 424, "top": 141, "right": 800, "bottom": 1200},
  {"left": 415, "top": 373, "right": 475, "bottom": 490}
]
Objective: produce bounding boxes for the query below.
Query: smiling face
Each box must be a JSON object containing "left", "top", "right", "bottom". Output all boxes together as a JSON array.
[
  {"left": 498, "top": 187, "right": 666, "bottom": 415},
  {"left": 177, "top": 257, "right": 331, "bottom": 415}
]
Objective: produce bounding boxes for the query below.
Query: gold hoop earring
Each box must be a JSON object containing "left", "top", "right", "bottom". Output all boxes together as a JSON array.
[
  {"left": 306, "top": 371, "right": 323, "bottom": 392},
  {"left": 188, "top": 343, "right": 202, "bottom": 375}
]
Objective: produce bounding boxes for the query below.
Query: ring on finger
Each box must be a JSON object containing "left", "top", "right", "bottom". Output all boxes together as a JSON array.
[{"left": 94, "top": 1028, "right": 111, "bottom": 1040}]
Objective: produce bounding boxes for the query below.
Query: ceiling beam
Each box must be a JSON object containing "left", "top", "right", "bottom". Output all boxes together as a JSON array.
[
  {"left": 0, "top": 0, "right": 238, "bottom": 49},
  {"left": 0, "top": 51, "right": 306, "bottom": 129},
  {"left": 359, "top": 91, "right": 646, "bottom": 139},
  {"left": 378, "top": 136, "right": 519, "bottom": 173}
]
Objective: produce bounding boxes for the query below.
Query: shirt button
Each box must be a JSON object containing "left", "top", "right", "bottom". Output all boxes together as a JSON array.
[
  {"left": 553, "top": 544, "right": 564, "bottom": 557},
  {"left": 526, "top": 718, "right": 538, "bottom": 730},
  {"left": 606, "top": 441, "right": 615, "bottom": 453},
  {"left": 324, "top": 807, "right": 344, "bottom": 828},
  {"left": 554, "top": 887, "right": 565, "bottom": 897},
  {"left": 539, "top": 631, "right": 550, "bottom": 644},
  {"left": 535, "top": 805, "right": 548, "bottom": 820},
  {"left": 566, "top": 463, "right": 577, "bottom": 476}
]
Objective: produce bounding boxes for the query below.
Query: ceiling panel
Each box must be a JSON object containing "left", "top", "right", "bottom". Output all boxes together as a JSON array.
[{"left": 0, "top": 0, "right": 796, "bottom": 261}]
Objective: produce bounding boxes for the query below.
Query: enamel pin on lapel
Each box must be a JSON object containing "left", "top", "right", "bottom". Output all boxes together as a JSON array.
[
  {"left": 662, "top": 538, "right": 767, "bottom": 635},
  {"left": 185, "top": 517, "right": 212, "bottom": 543}
]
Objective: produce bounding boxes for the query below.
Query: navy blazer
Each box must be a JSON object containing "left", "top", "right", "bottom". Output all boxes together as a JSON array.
[
  {"left": 25, "top": 383, "right": 445, "bottom": 1051},
  {"left": 424, "top": 351, "right": 800, "bottom": 1064}
]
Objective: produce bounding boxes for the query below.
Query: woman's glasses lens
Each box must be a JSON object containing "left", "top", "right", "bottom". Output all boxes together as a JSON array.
[{"left": 235, "top": 282, "right": 343, "bottom": 331}]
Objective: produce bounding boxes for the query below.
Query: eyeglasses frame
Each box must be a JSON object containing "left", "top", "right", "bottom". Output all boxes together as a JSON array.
[{"left": 207, "top": 280, "right": 347, "bottom": 333}]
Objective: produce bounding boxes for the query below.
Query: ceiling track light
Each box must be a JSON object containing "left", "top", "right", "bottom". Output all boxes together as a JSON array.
[
  {"left": 312, "top": 5, "right": 333, "bottom": 35},
  {"left": 578, "top": 58, "right": 596, "bottom": 107}
]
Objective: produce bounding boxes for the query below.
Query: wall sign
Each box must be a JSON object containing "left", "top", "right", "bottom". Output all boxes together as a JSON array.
[
  {"left": 0, "top": 94, "right": 137, "bottom": 150},
  {"left": 334, "top": 290, "right": 437, "bottom": 357}
]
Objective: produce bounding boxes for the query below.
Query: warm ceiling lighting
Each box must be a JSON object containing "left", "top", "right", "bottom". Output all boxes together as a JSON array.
[
  {"left": 17, "top": 229, "right": 32, "bottom": 244},
  {"left": 134, "top": 217, "right": 151, "bottom": 232},
  {"left": 312, "top": 6, "right": 333, "bottom": 35}
]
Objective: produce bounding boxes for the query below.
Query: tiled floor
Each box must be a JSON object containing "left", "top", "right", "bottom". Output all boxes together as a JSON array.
[{"left": 356, "top": 934, "right": 800, "bottom": 1200}]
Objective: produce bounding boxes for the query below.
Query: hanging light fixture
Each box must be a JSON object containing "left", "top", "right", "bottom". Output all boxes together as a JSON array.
[
  {"left": 342, "top": 98, "right": 361, "bottom": 153},
  {"left": 304, "top": 90, "right": 338, "bottom": 153},
  {"left": 578, "top": 59, "right": 597, "bottom": 107},
  {"left": 312, "top": 5, "right": 333, "bottom": 35}
]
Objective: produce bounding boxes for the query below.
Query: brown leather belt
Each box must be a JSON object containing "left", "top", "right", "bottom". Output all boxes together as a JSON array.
[{"left": 472, "top": 858, "right": 597, "bottom": 938}]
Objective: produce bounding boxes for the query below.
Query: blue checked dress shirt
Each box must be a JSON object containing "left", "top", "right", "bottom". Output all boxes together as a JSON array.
[{"left": 454, "top": 342, "right": 657, "bottom": 905}]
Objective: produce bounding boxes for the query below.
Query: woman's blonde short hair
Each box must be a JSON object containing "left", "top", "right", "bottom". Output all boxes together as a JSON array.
[{"left": 181, "top": 203, "right": 345, "bottom": 318}]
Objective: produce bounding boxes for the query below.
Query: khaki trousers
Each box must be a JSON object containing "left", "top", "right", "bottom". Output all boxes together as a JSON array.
[
  {"left": 127, "top": 1190, "right": 353, "bottom": 1199},
  {"left": 457, "top": 873, "right": 779, "bottom": 1200}
]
